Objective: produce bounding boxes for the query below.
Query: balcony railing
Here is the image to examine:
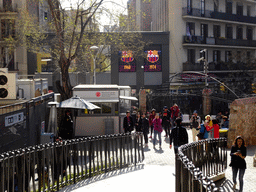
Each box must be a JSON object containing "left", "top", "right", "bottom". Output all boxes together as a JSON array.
[
  {"left": 183, "top": 35, "right": 256, "bottom": 47},
  {"left": 183, "top": 7, "right": 256, "bottom": 24},
  {"left": 183, "top": 61, "right": 253, "bottom": 72}
]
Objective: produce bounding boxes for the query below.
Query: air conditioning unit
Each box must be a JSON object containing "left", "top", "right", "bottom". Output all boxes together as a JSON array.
[{"left": 0, "top": 68, "right": 17, "bottom": 99}]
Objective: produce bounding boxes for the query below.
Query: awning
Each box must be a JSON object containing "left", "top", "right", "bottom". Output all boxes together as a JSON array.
[
  {"left": 85, "top": 99, "right": 119, "bottom": 103},
  {"left": 119, "top": 96, "right": 138, "bottom": 101}
]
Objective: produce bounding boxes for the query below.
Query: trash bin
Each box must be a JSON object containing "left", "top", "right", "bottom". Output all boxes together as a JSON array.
[
  {"left": 104, "top": 118, "right": 114, "bottom": 135},
  {"left": 219, "top": 128, "right": 228, "bottom": 138}
]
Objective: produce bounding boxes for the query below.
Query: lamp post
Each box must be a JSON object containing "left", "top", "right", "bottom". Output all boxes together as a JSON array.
[
  {"left": 90, "top": 45, "right": 99, "bottom": 84},
  {"left": 198, "top": 49, "right": 210, "bottom": 115}
]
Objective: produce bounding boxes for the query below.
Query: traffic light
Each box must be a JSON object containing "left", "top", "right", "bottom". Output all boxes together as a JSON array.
[
  {"left": 220, "top": 84, "right": 225, "bottom": 92},
  {"left": 0, "top": 69, "right": 17, "bottom": 99}
]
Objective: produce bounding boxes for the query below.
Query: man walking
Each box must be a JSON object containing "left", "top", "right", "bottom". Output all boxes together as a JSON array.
[
  {"left": 123, "top": 110, "right": 134, "bottom": 133},
  {"left": 169, "top": 117, "right": 188, "bottom": 154}
]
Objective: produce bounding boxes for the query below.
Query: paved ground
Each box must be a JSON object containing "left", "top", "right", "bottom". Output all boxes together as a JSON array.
[{"left": 59, "top": 129, "right": 256, "bottom": 192}]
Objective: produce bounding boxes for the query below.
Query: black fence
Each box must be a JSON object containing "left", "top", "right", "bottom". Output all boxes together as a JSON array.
[
  {"left": 0, "top": 132, "right": 144, "bottom": 192},
  {"left": 176, "top": 138, "right": 227, "bottom": 192},
  {"left": 0, "top": 93, "right": 54, "bottom": 154}
]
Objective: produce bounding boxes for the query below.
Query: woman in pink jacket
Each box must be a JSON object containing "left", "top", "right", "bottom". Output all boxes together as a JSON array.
[{"left": 152, "top": 113, "right": 163, "bottom": 149}]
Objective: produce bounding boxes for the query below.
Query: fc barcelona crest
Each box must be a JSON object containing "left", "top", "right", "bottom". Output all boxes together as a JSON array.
[
  {"left": 147, "top": 50, "right": 159, "bottom": 63},
  {"left": 121, "top": 50, "right": 134, "bottom": 63}
]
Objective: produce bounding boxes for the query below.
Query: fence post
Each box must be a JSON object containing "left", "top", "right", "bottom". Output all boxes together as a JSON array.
[{"left": 176, "top": 154, "right": 181, "bottom": 192}]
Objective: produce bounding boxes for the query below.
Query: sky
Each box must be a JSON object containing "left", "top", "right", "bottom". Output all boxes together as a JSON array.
[{"left": 61, "top": 0, "right": 128, "bottom": 30}]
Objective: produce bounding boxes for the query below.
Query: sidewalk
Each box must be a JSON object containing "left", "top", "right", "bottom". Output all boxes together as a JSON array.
[{"left": 59, "top": 129, "right": 256, "bottom": 192}]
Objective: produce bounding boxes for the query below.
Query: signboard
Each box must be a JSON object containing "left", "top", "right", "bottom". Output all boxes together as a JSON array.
[
  {"left": 119, "top": 51, "right": 136, "bottom": 72},
  {"left": 75, "top": 90, "right": 119, "bottom": 101},
  {"left": 5, "top": 112, "right": 24, "bottom": 127},
  {"left": 144, "top": 50, "right": 162, "bottom": 72}
]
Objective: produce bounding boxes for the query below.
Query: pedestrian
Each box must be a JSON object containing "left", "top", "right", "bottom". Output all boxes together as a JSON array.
[
  {"left": 135, "top": 111, "right": 142, "bottom": 132},
  {"left": 216, "top": 111, "right": 223, "bottom": 127},
  {"left": 59, "top": 110, "right": 73, "bottom": 140},
  {"left": 162, "top": 106, "right": 171, "bottom": 137},
  {"left": 169, "top": 117, "right": 188, "bottom": 154},
  {"left": 123, "top": 110, "right": 134, "bottom": 133},
  {"left": 212, "top": 119, "right": 220, "bottom": 138},
  {"left": 140, "top": 113, "right": 149, "bottom": 147},
  {"left": 198, "top": 120, "right": 211, "bottom": 140},
  {"left": 190, "top": 110, "right": 201, "bottom": 142},
  {"left": 222, "top": 116, "right": 229, "bottom": 128},
  {"left": 229, "top": 136, "right": 247, "bottom": 191},
  {"left": 149, "top": 109, "right": 156, "bottom": 138},
  {"left": 205, "top": 115, "right": 213, "bottom": 138},
  {"left": 170, "top": 104, "right": 180, "bottom": 129},
  {"left": 152, "top": 113, "right": 163, "bottom": 149}
]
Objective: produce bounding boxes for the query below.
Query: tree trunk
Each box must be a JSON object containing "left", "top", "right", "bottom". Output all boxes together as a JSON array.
[{"left": 57, "top": 57, "right": 72, "bottom": 101}]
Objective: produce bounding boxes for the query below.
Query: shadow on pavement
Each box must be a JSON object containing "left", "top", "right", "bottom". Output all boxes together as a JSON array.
[{"left": 59, "top": 164, "right": 145, "bottom": 192}]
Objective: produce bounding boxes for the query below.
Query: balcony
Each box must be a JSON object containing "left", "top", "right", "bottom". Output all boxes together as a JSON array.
[
  {"left": 183, "top": 62, "right": 215, "bottom": 71},
  {"left": 183, "top": 35, "right": 256, "bottom": 47},
  {"left": 182, "top": 7, "right": 256, "bottom": 24},
  {"left": 183, "top": 61, "right": 254, "bottom": 72}
]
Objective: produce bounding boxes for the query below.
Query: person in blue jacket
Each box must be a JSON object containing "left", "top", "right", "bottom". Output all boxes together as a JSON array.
[{"left": 199, "top": 120, "right": 211, "bottom": 140}]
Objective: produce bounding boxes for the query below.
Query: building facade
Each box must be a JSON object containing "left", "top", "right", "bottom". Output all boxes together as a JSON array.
[{"left": 128, "top": 0, "right": 256, "bottom": 114}]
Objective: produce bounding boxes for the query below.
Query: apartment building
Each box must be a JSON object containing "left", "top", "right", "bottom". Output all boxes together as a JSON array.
[
  {"left": 128, "top": 0, "right": 256, "bottom": 113},
  {"left": 169, "top": 0, "right": 256, "bottom": 75}
]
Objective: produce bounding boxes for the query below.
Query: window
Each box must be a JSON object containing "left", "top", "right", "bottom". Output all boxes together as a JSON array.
[
  {"left": 3, "top": 0, "right": 12, "bottom": 12},
  {"left": 213, "top": 50, "right": 221, "bottom": 63},
  {"left": 201, "top": 0, "right": 205, "bottom": 16},
  {"left": 186, "top": 22, "right": 195, "bottom": 36},
  {"left": 226, "top": 25, "right": 233, "bottom": 39},
  {"left": 237, "top": 3, "right": 243, "bottom": 16},
  {"left": 201, "top": 24, "right": 208, "bottom": 43},
  {"left": 187, "top": 49, "right": 195, "bottom": 64},
  {"left": 247, "top": 6, "right": 251, "bottom": 17},
  {"left": 1, "top": 19, "right": 15, "bottom": 39},
  {"left": 237, "top": 26, "right": 243, "bottom": 40},
  {"left": 226, "top": 0, "right": 232, "bottom": 14},
  {"left": 247, "top": 51, "right": 251, "bottom": 62},
  {"left": 213, "top": 25, "right": 220, "bottom": 38},
  {"left": 214, "top": 0, "right": 219, "bottom": 12},
  {"left": 247, "top": 27, "right": 253, "bottom": 40},
  {"left": 187, "top": 0, "right": 192, "bottom": 14},
  {"left": 237, "top": 51, "right": 241, "bottom": 63},
  {"left": 225, "top": 51, "right": 232, "bottom": 62}
]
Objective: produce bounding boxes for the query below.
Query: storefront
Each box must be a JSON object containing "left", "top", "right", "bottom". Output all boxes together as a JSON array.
[{"left": 72, "top": 84, "right": 137, "bottom": 136}]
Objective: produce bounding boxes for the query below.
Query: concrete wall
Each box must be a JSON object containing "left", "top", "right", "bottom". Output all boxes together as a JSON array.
[{"left": 228, "top": 97, "right": 256, "bottom": 147}]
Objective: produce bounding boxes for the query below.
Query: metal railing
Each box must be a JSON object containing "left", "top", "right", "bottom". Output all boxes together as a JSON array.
[
  {"left": 176, "top": 138, "right": 227, "bottom": 192},
  {"left": 0, "top": 132, "right": 144, "bottom": 192}
]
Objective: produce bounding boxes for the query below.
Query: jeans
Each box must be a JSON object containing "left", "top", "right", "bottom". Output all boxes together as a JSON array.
[
  {"left": 153, "top": 130, "right": 162, "bottom": 146},
  {"left": 143, "top": 133, "right": 148, "bottom": 144},
  {"left": 232, "top": 167, "right": 245, "bottom": 192}
]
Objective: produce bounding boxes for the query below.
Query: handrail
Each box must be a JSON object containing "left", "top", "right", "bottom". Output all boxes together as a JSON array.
[
  {"left": 176, "top": 138, "right": 227, "bottom": 192},
  {"left": 0, "top": 132, "right": 144, "bottom": 192}
]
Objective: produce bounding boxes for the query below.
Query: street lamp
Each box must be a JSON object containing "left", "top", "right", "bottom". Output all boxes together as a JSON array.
[{"left": 90, "top": 45, "right": 99, "bottom": 85}]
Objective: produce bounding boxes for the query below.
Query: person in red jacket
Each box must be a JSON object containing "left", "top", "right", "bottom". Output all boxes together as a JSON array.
[
  {"left": 152, "top": 113, "right": 163, "bottom": 149},
  {"left": 170, "top": 104, "right": 180, "bottom": 129},
  {"left": 148, "top": 109, "right": 156, "bottom": 138},
  {"left": 212, "top": 119, "right": 220, "bottom": 138}
]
